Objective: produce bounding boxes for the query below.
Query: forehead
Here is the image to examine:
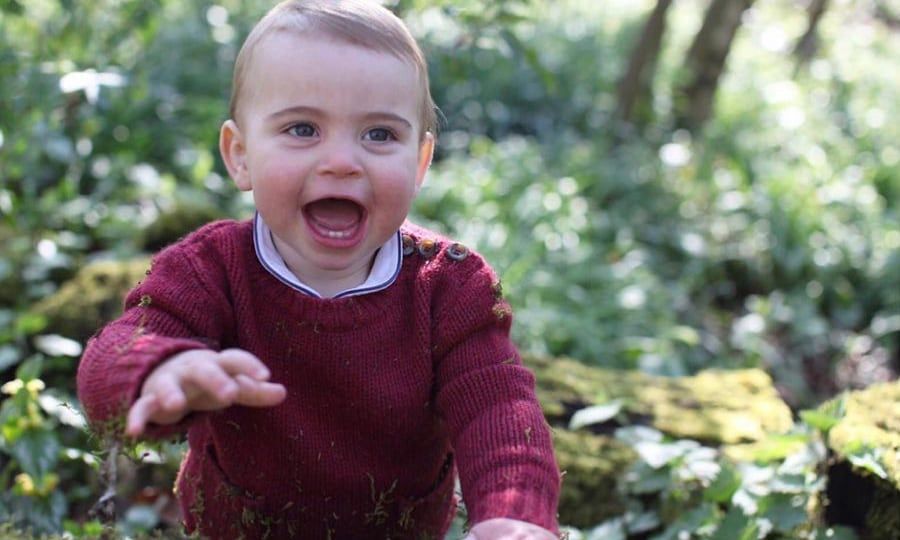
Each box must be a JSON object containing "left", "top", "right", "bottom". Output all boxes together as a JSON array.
[{"left": 243, "top": 30, "right": 422, "bottom": 114}]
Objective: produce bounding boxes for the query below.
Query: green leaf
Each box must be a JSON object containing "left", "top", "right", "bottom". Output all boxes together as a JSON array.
[
  {"left": 846, "top": 448, "right": 888, "bottom": 479},
  {"left": 9, "top": 427, "right": 60, "bottom": 478},
  {"left": 616, "top": 425, "right": 664, "bottom": 445},
  {"left": 770, "top": 472, "right": 808, "bottom": 493},
  {"left": 667, "top": 325, "right": 701, "bottom": 346},
  {"left": 709, "top": 507, "right": 756, "bottom": 540},
  {"left": 635, "top": 440, "right": 697, "bottom": 469},
  {"left": 625, "top": 461, "right": 672, "bottom": 495},
  {"left": 15, "top": 354, "right": 43, "bottom": 381},
  {"left": 568, "top": 399, "right": 623, "bottom": 430},
  {"left": 586, "top": 518, "right": 626, "bottom": 540},
  {"left": 800, "top": 396, "right": 846, "bottom": 433},
  {"left": 649, "top": 503, "right": 718, "bottom": 540},
  {"left": 14, "top": 313, "right": 47, "bottom": 336},
  {"left": 626, "top": 510, "right": 661, "bottom": 534},
  {"left": 704, "top": 462, "right": 741, "bottom": 503},
  {"left": 0, "top": 0, "right": 24, "bottom": 15},
  {"left": 811, "top": 526, "right": 858, "bottom": 540},
  {"left": 758, "top": 493, "right": 809, "bottom": 533},
  {"left": 6, "top": 490, "right": 67, "bottom": 534},
  {"left": 799, "top": 409, "right": 840, "bottom": 432},
  {"left": 744, "top": 432, "right": 812, "bottom": 463}
]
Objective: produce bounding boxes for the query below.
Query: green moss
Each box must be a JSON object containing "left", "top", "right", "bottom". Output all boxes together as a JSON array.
[
  {"left": 525, "top": 355, "right": 795, "bottom": 528},
  {"left": 552, "top": 429, "right": 634, "bottom": 528},
  {"left": 140, "top": 201, "right": 227, "bottom": 252},
  {"left": 30, "top": 258, "right": 150, "bottom": 342},
  {"left": 827, "top": 381, "right": 900, "bottom": 491},
  {"left": 527, "top": 355, "right": 793, "bottom": 443},
  {"left": 822, "top": 381, "right": 900, "bottom": 538}
]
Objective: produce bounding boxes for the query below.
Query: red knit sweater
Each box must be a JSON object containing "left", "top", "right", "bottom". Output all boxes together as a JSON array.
[{"left": 77, "top": 219, "right": 559, "bottom": 539}]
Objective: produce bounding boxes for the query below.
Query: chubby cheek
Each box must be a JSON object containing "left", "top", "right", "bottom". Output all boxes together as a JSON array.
[
  {"left": 374, "top": 168, "right": 420, "bottom": 220},
  {"left": 248, "top": 168, "right": 305, "bottom": 225}
]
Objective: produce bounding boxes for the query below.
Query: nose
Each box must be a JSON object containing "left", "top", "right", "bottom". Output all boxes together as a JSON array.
[{"left": 316, "top": 136, "right": 362, "bottom": 178}]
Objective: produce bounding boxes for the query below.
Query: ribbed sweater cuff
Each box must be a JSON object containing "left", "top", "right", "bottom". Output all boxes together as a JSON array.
[
  {"left": 467, "top": 487, "right": 559, "bottom": 534},
  {"left": 78, "top": 333, "right": 209, "bottom": 440}
]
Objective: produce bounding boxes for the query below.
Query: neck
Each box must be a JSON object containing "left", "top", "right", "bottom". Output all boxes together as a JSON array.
[{"left": 270, "top": 235, "right": 373, "bottom": 299}]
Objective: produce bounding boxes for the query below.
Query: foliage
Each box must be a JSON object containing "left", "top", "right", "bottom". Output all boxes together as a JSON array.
[
  {"left": 559, "top": 399, "right": 859, "bottom": 540},
  {"left": 0, "top": 0, "right": 898, "bottom": 536},
  {"left": 0, "top": 358, "right": 91, "bottom": 535}
]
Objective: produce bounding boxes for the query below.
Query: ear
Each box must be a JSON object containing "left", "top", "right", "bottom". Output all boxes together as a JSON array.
[
  {"left": 414, "top": 132, "right": 434, "bottom": 193},
  {"left": 219, "top": 119, "right": 251, "bottom": 191}
]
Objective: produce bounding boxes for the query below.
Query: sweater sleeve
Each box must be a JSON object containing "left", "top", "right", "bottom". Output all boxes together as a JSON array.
[
  {"left": 432, "top": 258, "right": 560, "bottom": 533},
  {"left": 76, "top": 224, "right": 237, "bottom": 440}
]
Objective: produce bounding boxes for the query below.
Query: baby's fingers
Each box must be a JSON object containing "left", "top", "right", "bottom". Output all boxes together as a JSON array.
[
  {"left": 126, "top": 394, "right": 160, "bottom": 437},
  {"left": 216, "top": 348, "right": 271, "bottom": 381},
  {"left": 233, "top": 374, "right": 286, "bottom": 407},
  {"left": 184, "top": 361, "right": 239, "bottom": 406}
]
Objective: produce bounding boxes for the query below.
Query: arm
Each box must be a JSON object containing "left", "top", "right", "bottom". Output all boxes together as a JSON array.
[
  {"left": 432, "top": 260, "right": 560, "bottom": 534},
  {"left": 76, "top": 223, "right": 257, "bottom": 439}
]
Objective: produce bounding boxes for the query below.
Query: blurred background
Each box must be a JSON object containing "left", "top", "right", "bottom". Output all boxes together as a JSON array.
[{"left": 0, "top": 0, "right": 898, "bottom": 537}]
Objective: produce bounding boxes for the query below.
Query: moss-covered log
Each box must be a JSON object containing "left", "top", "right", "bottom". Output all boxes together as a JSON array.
[
  {"left": 525, "top": 355, "right": 794, "bottom": 527},
  {"left": 824, "top": 381, "right": 900, "bottom": 540},
  {"left": 30, "top": 258, "right": 150, "bottom": 343}
]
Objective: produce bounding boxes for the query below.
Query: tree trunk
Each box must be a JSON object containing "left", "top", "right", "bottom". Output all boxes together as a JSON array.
[
  {"left": 673, "top": 0, "right": 756, "bottom": 132},
  {"left": 793, "top": 0, "right": 830, "bottom": 69},
  {"left": 615, "top": 0, "right": 674, "bottom": 128}
]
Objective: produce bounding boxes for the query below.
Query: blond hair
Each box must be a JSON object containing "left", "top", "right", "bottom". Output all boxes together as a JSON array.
[{"left": 229, "top": 0, "right": 438, "bottom": 138}]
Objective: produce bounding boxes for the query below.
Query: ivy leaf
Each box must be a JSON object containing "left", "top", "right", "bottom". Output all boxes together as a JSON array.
[{"left": 568, "top": 399, "right": 623, "bottom": 430}]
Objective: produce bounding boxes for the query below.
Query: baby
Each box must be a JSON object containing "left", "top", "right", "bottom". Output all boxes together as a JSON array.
[{"left": 77, "top": 1, "right": 560, "bottom": 538}]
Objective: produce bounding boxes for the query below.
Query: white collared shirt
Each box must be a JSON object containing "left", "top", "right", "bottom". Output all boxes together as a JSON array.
[{"left": 252, "top": 214, "right": 402, "bottom": 299}]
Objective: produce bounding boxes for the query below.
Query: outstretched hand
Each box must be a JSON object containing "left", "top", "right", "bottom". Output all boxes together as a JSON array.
[
  {"left": 464, "top": 518, "right": 557, "bottom": 540},
  {"left": 126, "top": 348, "right": 286, "bottom": 437}
]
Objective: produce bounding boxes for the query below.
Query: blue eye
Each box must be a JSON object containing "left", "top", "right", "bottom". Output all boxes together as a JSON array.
[
  {"left": 364, "top": 128, "right": 395, "bottom": 142},
  {"left": 288, "top": 123, "right": 316, "bottom": 137}
]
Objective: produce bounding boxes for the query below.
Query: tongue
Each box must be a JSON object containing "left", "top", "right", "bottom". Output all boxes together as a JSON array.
[{"left": 306, "top": 198, "right": 362, "bottom": 231}]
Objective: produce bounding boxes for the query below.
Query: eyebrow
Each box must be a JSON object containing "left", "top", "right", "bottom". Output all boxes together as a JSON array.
[{"left": 267, "top": 106, "right": 413, "bottom": 129}]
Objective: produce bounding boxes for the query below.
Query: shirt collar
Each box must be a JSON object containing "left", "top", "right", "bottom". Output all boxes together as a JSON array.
[{"left": 252, "top": 213, "right": 402, "bottom": 299}]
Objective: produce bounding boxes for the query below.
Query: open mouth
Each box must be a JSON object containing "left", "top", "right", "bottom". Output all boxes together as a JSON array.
[{"left": 302, "top": 197, "right": 366, "bottom": 244}]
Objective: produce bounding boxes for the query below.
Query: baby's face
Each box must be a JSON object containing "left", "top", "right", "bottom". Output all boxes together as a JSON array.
[{"left": 223, "top": 31, "right": 433, "bottom": 292}]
